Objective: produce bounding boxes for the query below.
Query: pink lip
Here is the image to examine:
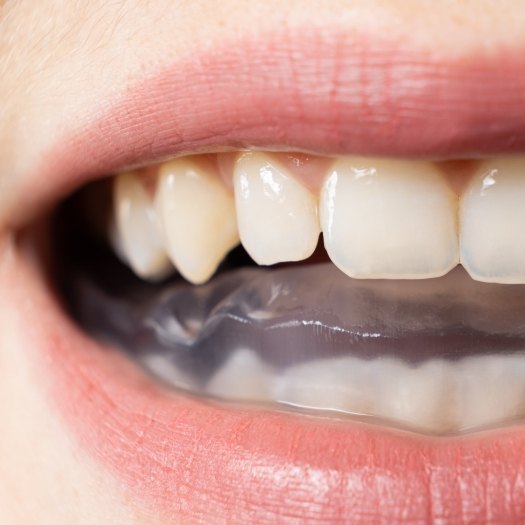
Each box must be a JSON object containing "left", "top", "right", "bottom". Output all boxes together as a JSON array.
[
  {"left": 8, "top": 27, "right": 525, "bottom": 523},
  {"left": 7, "top": 28, "right": 525, "bottom": 229},
  {"left": 6, "top": 234, "right": 525, "bottom": 524}
]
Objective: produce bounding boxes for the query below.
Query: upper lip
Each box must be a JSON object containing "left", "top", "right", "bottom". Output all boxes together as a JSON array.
[{"left": 4, "top": 28, "right": 525, "bottom": 230}]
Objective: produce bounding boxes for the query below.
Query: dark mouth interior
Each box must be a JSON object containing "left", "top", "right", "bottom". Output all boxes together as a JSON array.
[{"left": 49, "top": 179, "right": 525, "bottom": 435}]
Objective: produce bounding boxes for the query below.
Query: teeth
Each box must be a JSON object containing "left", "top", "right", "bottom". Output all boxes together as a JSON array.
[
  {"left": 110, "top": 153, "right": 525, "bottom": 284},
  {"left": 201, "top": 350, "right": 525, "bottom": 434},
  {"left": 460, "top": 158, "right": 525, "bottom": 283},
  {"left": 275, "top": 357, "right": 458, "bottom": 433},
  {"left": 140, "top": 354, "right": 196, "bottom": 391},
  {"left": 156, "top": 158, "right": 239, "bottom": 284},
  {"left": 374, "top": 358, "right": 457, "bottom": 433},
  {"left": 206, "top": 349, "right": 274, "bottom": 402},
  {"left": 320, "top": 158, "right": 459, "bottom": 279},
  {"left": 113, "top": 172, "right": 173, "bottom": 280},
  {"left": 103, "top": 152, "right": 525, "bottom": 436},
  {"left": 273, "top": 356, "right": 374, "bottom": 416},
  {"left": 233, "top": 152, "right": 320, "bottom": 265},
  {"left": 457, "top": 355, "right": 525, "bottom": 430}
]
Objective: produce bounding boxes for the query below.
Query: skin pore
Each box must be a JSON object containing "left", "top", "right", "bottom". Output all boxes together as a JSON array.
[{"left": 2, "top": 1, "right": 525, "bottom": 523}]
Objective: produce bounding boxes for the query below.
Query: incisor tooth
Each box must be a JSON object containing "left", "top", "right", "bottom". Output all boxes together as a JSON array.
[
  {"left": 320, "top": 158, "right": 459, "bottom": 279},
  {"left": 233, "top": 152, "right": 320, "bottom": 265},
  {"left": 460, "top": 158, "right": 525, "bottom": 283},
  {"left": 156, "top": 158, "right": 239, "bottom": 284},
  {"left": 375, "top": 358, "right": 457, "bottom": 433},
  {"left": 457, "top": 355, "right": 525, "bottom": 430},
  {"left": 113, "top": 172, "right": 173, "bottom": 280}
]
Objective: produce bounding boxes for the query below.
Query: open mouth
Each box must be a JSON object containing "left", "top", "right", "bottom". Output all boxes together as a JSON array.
[
  {"left": 5, "top": 26, "right": 525, "bottom": 524},
  {"left": 57, "top": 151, "right": 525, "bottom": 437}
]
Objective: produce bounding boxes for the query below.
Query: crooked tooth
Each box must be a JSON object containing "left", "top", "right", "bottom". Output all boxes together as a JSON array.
[
  {"left": 233, "top": 152, "right": 320, "bottom": 265},
  {"left": 460, "top": 158, "right": 525, "bottom": 283},
  {"left": 113, "top": 172, "right": 173, "bottom": 280},
  {"left": 156, "top": 158, "right": 239, "bottom": 284},
  {"left": 320, "top": 158, "right": 459, "bottom": 279}
]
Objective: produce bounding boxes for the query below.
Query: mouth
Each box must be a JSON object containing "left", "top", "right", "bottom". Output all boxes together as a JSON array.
[{"left": 5, "top": 26, "right": 525, "bottom": 524}]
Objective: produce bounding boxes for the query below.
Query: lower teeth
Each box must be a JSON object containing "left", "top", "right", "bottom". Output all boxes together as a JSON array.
[{"left": 62, "top": 237, "right": 525, "bottom": 435}]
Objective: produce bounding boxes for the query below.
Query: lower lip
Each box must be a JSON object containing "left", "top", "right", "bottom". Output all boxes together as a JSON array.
[{"left": 6, "top": 241, "right": 525, "bottom": 523}]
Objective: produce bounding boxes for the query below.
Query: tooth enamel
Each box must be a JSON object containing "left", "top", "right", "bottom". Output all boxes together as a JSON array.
[
  {"left": 457, "top": 355, "right": 525, "bottom": 430},
  {"left": 206, "top": 349, "right": 274, "bottom": 402},
  {"left": 113, "top": 172, "right": 173, "bottom": 280},
  {"left": 156, "top": 158, "right": 239, "bottom": 284},
  {"left": 140, "top": 354, "right": 196, "bottom": 391},
  {"left": 320, "top": 158, "right": 459, "bottom": 279},
  {"left": 233, "top": 152, "right": 320, "bottom": 265},
  {"left": 375, "top": 359, "right": 457, "bottom": 433},
  {"left": 460, "top": 158, "right": 525, "bottom": 283},
  {"left": 274, "top": 356, "right": 374, "bottom": 416}
]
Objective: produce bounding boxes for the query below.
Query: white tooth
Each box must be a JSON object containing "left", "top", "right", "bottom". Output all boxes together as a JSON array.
[
  {"left": 206, "top": 349, "right": 273, "bottom": 402},
  {"left": 113, "top": 172, "right": 173, "bottom": 280},
  {"left": 320, "top": 158, "right": 459, "bottom": 279},
  {"left": 457, "top": 355, "right": 525, "bottom": 431},
  {"left": 273, "top": 357, "right": 374, "bottom": 416},
  {"left": 156, "top": 158, "right": 239, "bottom": 284},
  {"left": 233, "top": 152, "right": 320, "bottom": 265},
  {"left": 140, "top": 354, "right": 196, "bottom": 391},
  {"left": 460, "top": 158, "right": 525, "bottom": 283},
  {"left": 375, "top": 358, "right": 457, "bottom": 433}
]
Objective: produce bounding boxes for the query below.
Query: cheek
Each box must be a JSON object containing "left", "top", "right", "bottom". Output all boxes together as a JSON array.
[{"left": 0, "top": 260, "right": 163, "bottom": 525}]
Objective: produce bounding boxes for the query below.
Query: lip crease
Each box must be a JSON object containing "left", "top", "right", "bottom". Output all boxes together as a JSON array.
[{"left": 6, "top": 26, "right": 525, "bottom": 523}]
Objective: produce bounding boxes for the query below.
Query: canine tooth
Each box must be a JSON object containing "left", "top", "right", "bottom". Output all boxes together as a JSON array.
[
  {"left": 375, "top": 359, "right": 457, "bottom": 433},
  {"left": 320, "top": 158, "right": 459, "bottom": 279},
  {"left": 233, "top": 152, "right": 320, "bottom": 265},
  {"left": 113, "top": 172, "right": 173, "bottom": 280},
  {"left": 156, "top": 158, "right": 239, "bottom": 284},
  {"left": 457, "top": 355, "right": 525, "bottom": 430},
  {"left": 206, "top": 349, "right": 273, "bottom": 402},
  {"left": 460, "top": 158, "right": 525, "bottom": 283},
  {"left": 273, "top": 357, "right": 374, "bottom": 416}
]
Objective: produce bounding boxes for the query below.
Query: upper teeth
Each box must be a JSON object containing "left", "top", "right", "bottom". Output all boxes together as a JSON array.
[
  {"left": 233, "top": 151, "right": 320, "bottom": 265},
  {"left": 113, "top": 172, "right": 173, "bottom": 280},
  {"left": 110, "top": 152, "right": 525, "bottom": 284},
  {"left": 460, "top": 157, "right": 525, "bottom": 283},
  {"left": 320, "top": 157, "right": 459, "bottom": 279},
  {"left": 155, "top": 157, "right": 239, "bottom": 284}
]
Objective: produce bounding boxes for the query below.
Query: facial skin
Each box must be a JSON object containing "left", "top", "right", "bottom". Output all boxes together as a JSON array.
[{"left": 2, "top": 1, "right": 525, "bottom": 523}]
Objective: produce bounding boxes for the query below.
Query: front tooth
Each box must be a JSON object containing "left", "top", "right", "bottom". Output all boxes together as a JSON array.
[
  {"left": 320, "top": 158, "right": 459, "bottom": 279},
  {"left": 156, "top": 158, "right": 239, "bottom": 284},
  {"left": 375, "top": 358, "right": 457, "bottom": 434},
  {"left": 457, "top": 355, "right": 525, "bottom": 430},
  {"left": 113, "top": 172, "right": 173, "bottom": 280},
  {"left": 460, "top": 158, "right": 525, "bottom": 283},
  {"left": 233, "top": 152, "right": 320, "bottom": 265}
]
